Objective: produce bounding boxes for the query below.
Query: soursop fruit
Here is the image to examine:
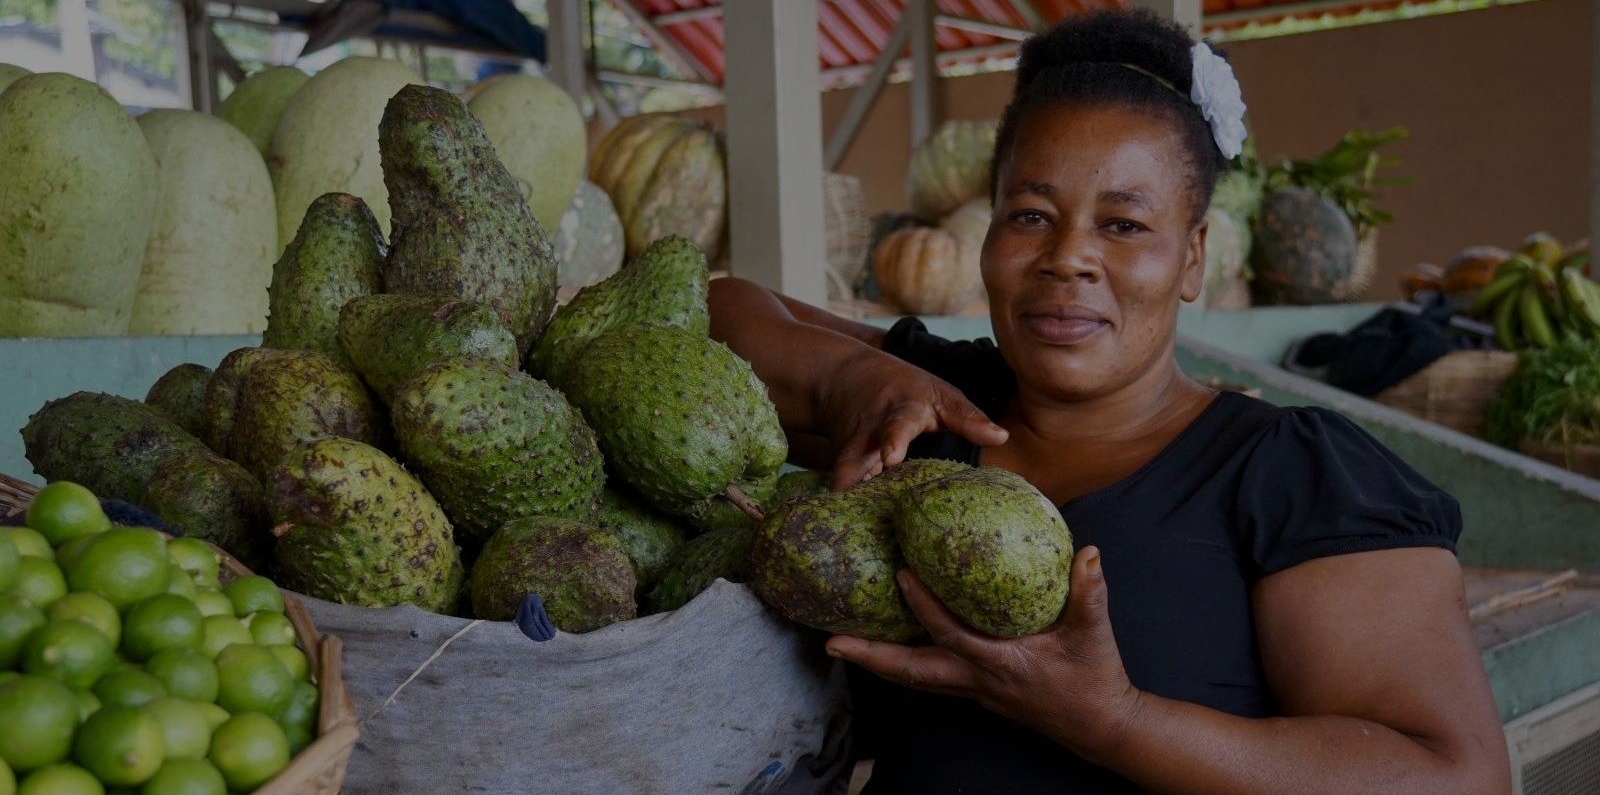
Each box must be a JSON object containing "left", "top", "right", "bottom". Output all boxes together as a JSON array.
[
  {"left": 271, "top": 438, "right": 464, "bottom": 613},
  {"left": 748, "top": 459, "right": 968, "bottom": 642},
  {"left": 262, "top": 192, "right": 386, "bottom": 361},
  {"left": 201, "top": 347, "right": 294, "bottom": 454},
  {"left": 390, "top": 358, "right": 605, "bottom": 546},
  {"left": 227, "top": 350, "right": 386, "bottom": 480},
  {"left": 22, "top": 392, "right": 208, "bottom": 502},
  {"left": 141, "top": 451, "right": 270, "bottom": 571},
  {"left": 143, "top": 363, "right": 213, "bottom": 438},
  {"left": 469, "top": 517, "right": 636, "bottom": 632},
  {"left": 647, "top": 524, "right": 755, "bottom": 614},
  {"left": 559, "top": 325, "right": 786, "bottom": 521},
  {"left": 688, "top": 470, "right": 778, "bottom": 535},
  {"left": 530, "top": 235, "right": 709, "bottom": 381},
  {"left": 337, "top": 294, "right": 519, "bottom": 404},
  {"left": 379, "top": 85, "right": 557, "bottom": 352},
  {"left": 894, "top": 467, "right": 1072, "bottom": 637},
  {"left": 593, "top": 488, "right": 687, "bottom": 592}
]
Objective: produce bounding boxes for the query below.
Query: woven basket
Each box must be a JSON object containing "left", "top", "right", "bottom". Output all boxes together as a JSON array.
[
  {"left": 0, "top": 472, "right": 359, "bottom": 795},
  {"left": 1372, "top": 350, "right": 1520, "bottom": 437},
  {"left": 823, "top": 172, "right": 872, "bottom": 301},
  {"left": 1518, "top": 439, "right": 1600, "bottom": 480}
]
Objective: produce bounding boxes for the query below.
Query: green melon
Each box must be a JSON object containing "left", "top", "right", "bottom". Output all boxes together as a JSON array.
[
  {"left": 0, "top": 73, "right": 158, "bottom": 337},
  {"left": 1197, "top": 207, "right": 1248, "bottom": 308},
  {"left": 465, "top": 73, "right": 586, "bottom": 234},
  {"left": 0, "top": 63, "right": 30, "bottom": 94},
  {"left": 216, "top": 66, "right": 309, "bottom": 158},
  {"left": 907, "top": 119, "right": 998, "bottom": 222},
  {"left": 1250, "top": 187, "right": 1359, "bottom": 305},
  {"left": 268, "top": 57, "right": 418, "bottom": 249},
  {"left": 555, "top": 180, "right": 625, "bottom": 287},
  {"left": 589, "top": 117, "right": 727, "bottom": 262},
  {"left": 132, "top": 110, "right": 277, "bottom": 335}
]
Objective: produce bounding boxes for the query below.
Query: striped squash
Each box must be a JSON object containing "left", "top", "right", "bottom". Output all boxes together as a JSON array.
[
  {"left": 906, "top": 119, "right": 999, "bottom": 222},
  {"left": 589, "top": 115, "right": 727, "bottom": 262},
  {"left": 873, "top": 227, "right": 981, "bottom": 315}
]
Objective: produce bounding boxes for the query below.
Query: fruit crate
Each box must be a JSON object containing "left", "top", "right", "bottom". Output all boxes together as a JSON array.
[{"left": 0, "top": 471, "right": 361, "bottom": 795}]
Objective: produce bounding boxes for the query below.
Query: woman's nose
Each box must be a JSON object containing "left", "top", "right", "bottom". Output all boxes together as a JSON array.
[{"left": 1038, "top": 226, "right": 1103, "bottom": 282}]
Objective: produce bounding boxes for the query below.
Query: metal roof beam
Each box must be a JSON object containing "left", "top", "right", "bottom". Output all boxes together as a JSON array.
[
  {"left": 604, "top": 0, "right": 718, "bottom": 84},
  {"left": 651, "top": 6, "right": 723, "bottom": 26},
  {"left": 546, "top": 0, "right": 588, "bottom": 102},
  {"left": 821, "top": 40, "right": 1020, "bottom": 84},
  {"left": 1203, "top": 0, "right": 1367, "bottom": 26},
  {"left": 1006, "top": 0, "right": 1047, "bottom": 31},
  {"left": 595, "top": 68, "right": 724, "bottom": 98},
  {"left": 824, "top": 8, "right": 913, "bottom": 170},
  {"left": 936, "top": 14, "right": 1031, "bottom": 40},
  {"left": 910, "top": 0, "right": 938, "bottom": 148}
]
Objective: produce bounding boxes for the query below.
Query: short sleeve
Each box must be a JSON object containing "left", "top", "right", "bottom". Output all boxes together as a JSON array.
[
  {"left": 1234, "top": 407, "right": 1461, "bottom": 576},
  {"left": 880, "top": 318, "right": 1015, "bottom": 416}
]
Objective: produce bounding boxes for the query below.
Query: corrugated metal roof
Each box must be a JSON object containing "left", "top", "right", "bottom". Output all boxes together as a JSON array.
[{"left": 611, "top": 0, "right": 1395, "bottom": 87}]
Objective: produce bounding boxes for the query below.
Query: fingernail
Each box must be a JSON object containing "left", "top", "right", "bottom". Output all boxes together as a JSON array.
[
  {"left": 1087, "top": 552, "right": 1102, "bottom": 577},
  {"left": 825, "top": 646, "right": 842, "bottom": 658},
  {"left": 895, "top": 570, "right": 911, "bottom": 589}
]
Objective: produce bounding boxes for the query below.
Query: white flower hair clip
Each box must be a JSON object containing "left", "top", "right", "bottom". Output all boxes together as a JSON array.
[{"left": 1188, "top": 42, "right": 1247, "bottom": 160}]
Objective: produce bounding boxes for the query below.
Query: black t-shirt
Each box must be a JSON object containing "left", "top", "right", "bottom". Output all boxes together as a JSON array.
[{"left": 855, "top": 319, "right": 1463, "bottom": 795}]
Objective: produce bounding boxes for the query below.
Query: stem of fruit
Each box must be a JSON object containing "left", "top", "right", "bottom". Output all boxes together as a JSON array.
[{"left": 723, "top": 485, "right": 765, "bottom": 522}]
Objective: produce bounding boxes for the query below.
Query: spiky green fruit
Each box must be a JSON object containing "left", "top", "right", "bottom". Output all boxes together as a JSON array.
[
  {"left": 200, "top": 347, "right": 293, "bottom": 455},
  {"left": 646, "top": 525, "right": 754, "bottom": 614},
  {"left": 469, "top": 517, "right": 635, "bottom": 632},
  {"left": 379, "top": 85, "right": 556, "bottom": 352},
  {"left": 337, "top": 294, "right": 518, "bottom": 404},
  {"left": 227, "top": 350, "right": 386, "bottom": 480},
  {"left": 271, "top": 438, "right": 463, "bottom": 613},
  {"left": 390, "top": 359, "right": 604, "bottom": 546},
  {"left": 140, "top": 451, "right": 269, "bottom": 571},
  {"left": 22, "top": 392, "right": 207, "bottom": 502},
  {"left": 592, "top": 488, "right": 686, "bottom": 592},
  {"left": 530, "top": 235, "right": 709, "bottom": 381},
  {"left": 748, "top": 459, "right": 969, "bottom": 641},
  {"left": 262, "top": 192, "right": 386, "bottom": 362},
  {"left": 559, "top": 325, "right": 786, "bottom": 521},
  {"left": 143, "top": 363, "right": 213, "bottom": 439}
]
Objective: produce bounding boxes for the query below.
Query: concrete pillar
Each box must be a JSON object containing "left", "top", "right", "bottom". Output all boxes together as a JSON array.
[
  {"left": 546, "top": 0, "right": 588, "bottom": 103},
  {"left": 722, "top": 0, "right": 827, "bottom": 304},
  {"left": 1591, "top": 0, "right": 1600, "bottom": 251},
  {"left": 909, "top": 0, "right": 939, "bottom": 148},
  {"left": 1127, "top": 0, "right": 1203, "bottom": 34}
]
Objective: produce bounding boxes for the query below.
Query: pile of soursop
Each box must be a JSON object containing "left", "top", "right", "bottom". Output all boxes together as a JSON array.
[{"left": 19, "top": 85, "right": 806, "bottom": 632}]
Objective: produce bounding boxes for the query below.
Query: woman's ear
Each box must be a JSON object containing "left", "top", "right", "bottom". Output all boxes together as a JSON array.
[{"left": 1179, "top": 217, "right": 1207, "bottom": 303}]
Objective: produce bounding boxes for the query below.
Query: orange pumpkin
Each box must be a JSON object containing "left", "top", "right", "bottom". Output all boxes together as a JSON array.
[{"left": 872, "top": 227, "right": 981, "bottom": 315}]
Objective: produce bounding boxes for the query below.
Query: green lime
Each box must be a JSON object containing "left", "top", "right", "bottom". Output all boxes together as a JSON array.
[
  {"left": 189, "top": 591, "right": 231, "bottom": 620},
  {"left": 161, "top": 568, "right": 197, "bottom": 600},
  {"left": 17, "top": 763, "right": 103, "bottom": 795},
  {"left": 0, "top": 530, "right": 51, "bottom": 560},
  {"left": 282, "top": 723, "right": 312, "bottom": 756},
  {"left": 26, "top": 484, "right": 110, "bottom": 549},
  {"left": 143, "top": 650, "right": 217, "bottom": 705},
  {"left": 222, "top": 577, "right": 282, "bottom": 617},
  {"left": 0, "top": 676, "right": 78, "bottom": 772},
  {"left": 162, "top": 540, "right": 218, "bottom": 587},
  {"left": 213, "top": 645, "right": 292, "bottom": 717},
  {"left": 46, "top": 593, "right": 121, "bottom": 648},
  {"left": 138, "top": 758, "right": 225, "bottom": 795},
  {"left": 243, "top": 613, "right": 295, "bottom": 647},
  {"left": 207, "top": 713, "right": 288, "bottom": 792},
  {"left": 64, "top": 529, "right": 169, "bottom": 611},
  {"left": 92, "top": 670, "right": 166, "bottom": 709},
  {"left": 73, "top": 691, "right": 101, "bottom": 723},
  {"left": 197, "top": 617, "right": 250, "bottom": 660},
  {"left": 0, "top": 756, "right": 11, "bottom": 795},
  {"left": 142, "top": 699, "right": 210, "bottom": 762},
  {"left": 0, "top": 597, "right": 47, "bottom": 669},
  {"left": 21, "top": 620, "right": 116, "bottom": 690},
  {"left": 0, "top": 536, "right": 18, "bottom": 595},
  {"left": 122, "top": 595, "right": 203, "bottom": 662},
  {"left": 266, "top": 644, "right": 309, "bottom": 682},
  {"left": 52, "top": 535, "right": 96, "bottom": 574},
  {"left": 73, "top": 706, "right": 165, "bottom": 786},
  {"left": 8, "top": 558, "right": 67, "bottom": 609},
  {"left": 275, "top": 679, "right": 319, "bottom": 735},
  {"left": 195, "top": 704, "right": 229, "bottom": 732}
]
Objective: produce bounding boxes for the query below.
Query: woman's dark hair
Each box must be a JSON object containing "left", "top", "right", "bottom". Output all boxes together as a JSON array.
[{"left": 990, "top": 8, "right": 1231, "bottom": 225}]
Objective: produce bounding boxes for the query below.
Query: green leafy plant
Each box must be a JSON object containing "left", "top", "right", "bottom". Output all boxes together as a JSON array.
[
  {"left": 1483, "top": 337, "right": 1600, "bottom": 448},
  {"left": 1262, "top": 127, "right": 1410, "bottom": 234}
]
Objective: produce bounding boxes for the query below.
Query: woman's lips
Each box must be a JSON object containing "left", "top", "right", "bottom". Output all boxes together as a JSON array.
[{"left": 1021, "top": 307, "right": 1109, "bottom": 344}]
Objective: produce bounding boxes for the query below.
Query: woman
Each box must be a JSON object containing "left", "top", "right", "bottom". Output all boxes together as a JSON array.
[{"left": 709, "top": 9, "right": 1510, "bottom": 795}]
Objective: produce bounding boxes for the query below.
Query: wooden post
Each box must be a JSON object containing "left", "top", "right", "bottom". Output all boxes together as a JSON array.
[
  {"left": 909, "top": 0, "right": 939, "bottom": 148},
  {"left": 546, "top": 0, "right": 588, "bottom": 103},
  {"left": 723, "top": 0, "right": 827, "bottom": 304},
  {"left": 184, "top": 0, "right": 214, "bottom": 112}
]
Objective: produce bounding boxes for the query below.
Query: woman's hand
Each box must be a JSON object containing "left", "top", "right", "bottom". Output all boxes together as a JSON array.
[
  {"left": 818, "top": 348, "right": 1009, "bottom": 490},
  {"left": 826, "top": 547, "right": 1143, "bottom": 764}
]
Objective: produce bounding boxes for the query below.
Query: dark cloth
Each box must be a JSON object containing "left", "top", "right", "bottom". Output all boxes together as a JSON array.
[
  {"left": 1282, "top": 305, "right": 1486, "bottom": 396},
  {"left": 856, "top": 318, "right": 1463, "bottom": 795}
]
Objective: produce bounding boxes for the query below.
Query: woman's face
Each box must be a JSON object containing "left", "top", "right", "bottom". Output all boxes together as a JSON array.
[{"left": 984, "top": 103, "right": 1206, "bottom": 403}]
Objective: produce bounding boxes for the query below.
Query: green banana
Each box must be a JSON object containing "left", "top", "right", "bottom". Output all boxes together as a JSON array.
[
  {"left": 1557, "top": 250, "right": 1590, "bottom": 274},
  {"left": 1530, "top": 263, "right": 1570, "bottom": 332},
  {"left": 1494, "top": 283, "right": 1522, "bottom": 350},
  {"left": 1563, "top": 268, "right": 1600, "bottom": 335},
  {"left": 1518, "top": 282, "right": 1557, "bottom": 348},
  {"left": 1469, "top": 266, "right": 1529, "bottom": 318}
]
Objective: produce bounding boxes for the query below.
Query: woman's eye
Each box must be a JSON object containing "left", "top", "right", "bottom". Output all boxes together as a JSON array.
[
  {"left": 1009, "top": 210, "right": 1048, "bottom": 226},
  {"left": 1106, "top": 220, "right": 1145, "bottom": 235}
]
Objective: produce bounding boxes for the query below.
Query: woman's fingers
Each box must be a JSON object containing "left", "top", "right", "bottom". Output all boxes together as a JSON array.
[
  {"left": 896, "top": 570, "right": 989, "bottom": 658},
  {"left": 935, "top": 389, "right": 1010, "bottom": 448},
  {"left": 1057, "top": 547, "right": 1116, "bottom": 650},
  {"left": 826, "top": 635, "right": 976, "bottom": 696}
]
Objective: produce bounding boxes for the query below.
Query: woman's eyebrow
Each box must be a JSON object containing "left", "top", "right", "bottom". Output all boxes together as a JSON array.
[
  {"left": 1100, "top": 189, "right": 1155, "bottom": 210},
  {"left": 1005, "top": 181, "right": 1055, "bottom": 198}
]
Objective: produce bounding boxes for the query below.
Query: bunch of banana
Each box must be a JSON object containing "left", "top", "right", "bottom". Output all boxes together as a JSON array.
[{"left": 1469, "top": 242, "right": 1600, "bottom": 350}]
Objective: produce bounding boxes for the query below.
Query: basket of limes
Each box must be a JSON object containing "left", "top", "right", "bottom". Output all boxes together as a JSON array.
[{"left": 0, "top": 477, "right": 358, "bottom": 795}]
